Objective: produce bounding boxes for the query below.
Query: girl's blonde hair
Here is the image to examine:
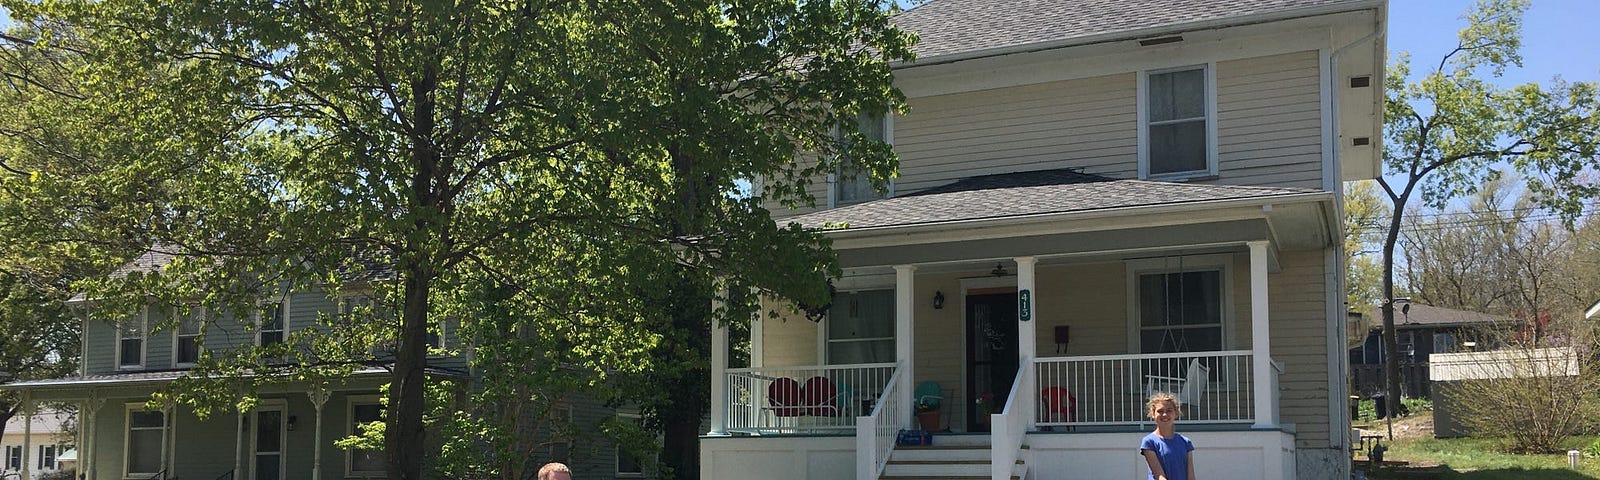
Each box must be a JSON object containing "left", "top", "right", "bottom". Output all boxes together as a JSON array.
[{"left": 1147, "top": 391, "right": 1182, "bottom": 413}]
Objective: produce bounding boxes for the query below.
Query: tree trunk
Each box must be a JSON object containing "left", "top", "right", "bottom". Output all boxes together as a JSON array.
[
  {"left": 1380, "top": 198, "right": 1405, "bottom": 435},
  {"left": 388, "top": 63, "right": 441, "bottom": 480}
]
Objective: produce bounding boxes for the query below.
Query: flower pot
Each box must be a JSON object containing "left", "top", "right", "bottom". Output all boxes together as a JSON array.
[{"left": 916, "top": 411, "right": 941, "bottom": 431}]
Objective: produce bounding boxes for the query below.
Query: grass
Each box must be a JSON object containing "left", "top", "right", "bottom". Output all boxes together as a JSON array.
[{"left": 1364, "top": 433, "right": 1600, "bottom": 479}]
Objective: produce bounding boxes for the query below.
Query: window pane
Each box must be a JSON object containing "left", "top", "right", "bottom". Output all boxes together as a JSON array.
[
  {"left": 354, "top": 404, "right": 383, "bottom": 423},
  {"left": 255, "top": 454, "right": 281, "bottom": 480},
  {"left": 120, "top": 339, "right": 142, "bottom": 366},
  {"left": 128, "top": 429, "right": 162, "bottom": 474},
  {"left": 260, "top": 331, "right": 284, "bottom": 346},
  {"left": 1149, "top": 69, "right": 1204, "bottom": 122},
  {"left": 1149, "top": 121, "right": 1207, "bottom": 174},
  {"left": 178, "top": 338, "right": 200, "bottom": 364},
  {"left": 828, "top": 339, "right": 895, "bottom": 364},
  {"left": 261, "top": 303, "right": 283, "bottom": 330},
  {"left": 180, "top": 310, "right": 203, "bottom": 335},
  {"left": 351, "top": 403, "right": 384, "bottom": 473},
  {"left": 828, "top": 290, "right": 895, "bottom": 340},
  {"left": 256, "top": 411, "right": 282, "bottom": 452},
  {"left": 1141, "top": 326, "right": 1223, "bottom": 353},
  {"left": 1140, "top": 271, "right": 1221, "bottom": 326},
  {"left": 834, "top": 112, "right": 888, "bottom": 206},
  {"left": 130, "top": 411, "right": 164, "bottom": 428}
]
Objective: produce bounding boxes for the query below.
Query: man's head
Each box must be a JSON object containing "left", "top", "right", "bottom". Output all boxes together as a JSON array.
[{"left": 538, "top": 462, "right": 571, "bottom": 480}]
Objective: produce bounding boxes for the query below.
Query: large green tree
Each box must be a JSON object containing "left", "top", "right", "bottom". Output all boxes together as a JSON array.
[
  {"left": 0, "top": 1, "right": 913, "bottom": 479},
  {"left": 1377, "top": 0, "right": 1600, "bottom": 430}
]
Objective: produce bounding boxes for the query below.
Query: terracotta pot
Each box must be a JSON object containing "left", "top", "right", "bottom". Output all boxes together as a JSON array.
[{"left": 916, "top": 411, "right": 941, "bottom": 431}]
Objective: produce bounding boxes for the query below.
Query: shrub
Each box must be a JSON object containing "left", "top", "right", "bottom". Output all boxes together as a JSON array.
[{"left": 1448, "top": 318, "right": 1600, "bottom": 453}]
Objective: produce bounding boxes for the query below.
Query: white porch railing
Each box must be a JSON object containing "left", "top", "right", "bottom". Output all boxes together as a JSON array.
[
  {"left": 990, "top": 357, "right": 1034, "bottom": 480},
  {"left": 1034, "top": 350, "right": 1260, "bottom": 427},
  {"left": 856, "top": 365, "right": 903, "bottom": 480},
  {"left": 723, "top": 362, "right": 896, "bottom": 434}
]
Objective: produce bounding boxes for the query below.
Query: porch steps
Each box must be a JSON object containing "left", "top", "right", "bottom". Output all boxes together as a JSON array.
[{"left": 881, "top": 435, "right": 1026, "bottom": 480}]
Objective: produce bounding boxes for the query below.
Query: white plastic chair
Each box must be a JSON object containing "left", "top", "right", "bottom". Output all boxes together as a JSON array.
[{"left": 1145, "top": 358, "right": 1210, "bottom": 407}]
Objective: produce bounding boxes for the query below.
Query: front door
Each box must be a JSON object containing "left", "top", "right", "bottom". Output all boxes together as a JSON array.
[
  {"left": 253, "top": 408, "right": 285, "bottom": 480},
  {"left": 966, "top": 292, "right": 1018, "bottom": 432}
]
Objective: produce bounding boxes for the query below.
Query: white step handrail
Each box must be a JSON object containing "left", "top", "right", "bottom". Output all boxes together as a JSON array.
[
  {"left": 991, "top": 357, "right": 1033, "bottom": 480},
  {"left": 857, "top": 364, "right": 904, "bottom": 480}
]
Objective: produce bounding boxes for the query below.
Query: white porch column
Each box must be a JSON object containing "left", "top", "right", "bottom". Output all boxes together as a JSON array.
[
  {"left": 1249, "top": 241, "right": 1279, "bottom": 428},
  {"left": 84, "top": 393, "right": 102, "bottom": 480},
  {"left": 235, "top": 408, "right": 246, "bottom": 480},
  {"left": 748, "top": 297, "right": 764, "bottom": 427},
  {"left": 310, "top": 387, "right": 330, "bottom": 480},
  {"left": 707, "top": 285, "right": 729, "bottom": 435},
  {"left": 894, "top": 265, "right": 917, "bottom": 428},
  {"left": 1015, "top": 257, "right": 1038, "bottom": 429},
  {"left": 20, "top": 393, "right": 32, "bottom": 480}
]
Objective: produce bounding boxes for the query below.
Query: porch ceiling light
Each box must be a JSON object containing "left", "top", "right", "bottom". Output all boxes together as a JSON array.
[{"left": 991, "top": 263, "right": 1008, "bottom": 277}]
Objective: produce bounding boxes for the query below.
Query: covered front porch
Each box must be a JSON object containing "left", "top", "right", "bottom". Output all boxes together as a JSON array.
[{"left": 702, "top": 170, "right": 1337, "bottom": 480}]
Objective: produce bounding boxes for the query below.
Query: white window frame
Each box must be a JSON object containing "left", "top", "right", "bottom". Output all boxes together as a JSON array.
[
  {"left": 115, "top": 309, "right": 148, "bottom": 371},
  {"left": 173, "top": 306, "right": 206, "bottom": 368},
  {"left": 1137, "top": 64, "right": 1219, "bottom": 181},
  {"left": 250, "top": 400, "right": 288, "bottom": 480},
  {"left": 123, "top": 404, "right": 168, "bottom": 478},
  {"left": 255, "top": 298, "right": 289, "bottom": 348},
  {"left": 1124, "top": 254, "right": 1235, "bottom": 354},
  {"left": 818, "top": 287, "right": 897, "bottom": 365},
  {"left": 614, "top": 412, "right": 646, "bottom": 478},
  {"left": 345, "top": 395, "right": 386, "bottom": 478},
  {"left": 827, "top": 112, "right": 895, "bottom": 209}
]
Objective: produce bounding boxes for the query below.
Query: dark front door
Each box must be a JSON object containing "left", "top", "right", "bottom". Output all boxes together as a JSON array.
[{"left": 966, "top": 292, "right": 1018, "bottom": 432}]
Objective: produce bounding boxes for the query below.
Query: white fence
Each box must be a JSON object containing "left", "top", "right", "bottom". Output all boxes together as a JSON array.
[
  {"left": 723, "top": 363, "right": 896, "bottom": 434},
  {"left": 1034, "top": 350, "right": 1257, "bottom": 427}
]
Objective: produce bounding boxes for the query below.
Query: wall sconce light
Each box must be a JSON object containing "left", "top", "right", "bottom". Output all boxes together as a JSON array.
[
  {"left": 933, "top": 291, "right": 945, "bottom": 309},
  {"left": 287, "top": 415, "right": 298, "bottom": 431},
  {"left": 991, "top": 263, "right": 1008, "bottom": 277}
]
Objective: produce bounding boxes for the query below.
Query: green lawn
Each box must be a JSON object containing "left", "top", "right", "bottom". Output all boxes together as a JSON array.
[{"left": 1363, "top": 435, "right": 1600, "bottom": 479}]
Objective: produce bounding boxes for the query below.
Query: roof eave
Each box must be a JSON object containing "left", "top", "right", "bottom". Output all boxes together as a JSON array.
[{"left": 893, "top": 0, "right": 1385, "bottom": 70}]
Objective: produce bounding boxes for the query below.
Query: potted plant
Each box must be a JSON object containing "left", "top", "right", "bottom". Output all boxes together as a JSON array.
[
  {"left": 975, "top": 391, "right": 995, "bottom": 425},
  {"left": 915, "top": 396, "right": 941, "bottom": 431}
]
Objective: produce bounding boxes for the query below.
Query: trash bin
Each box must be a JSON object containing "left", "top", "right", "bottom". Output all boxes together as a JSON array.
[{"left": 1372, "top": 393, "right": 1387, "bottom": 419}]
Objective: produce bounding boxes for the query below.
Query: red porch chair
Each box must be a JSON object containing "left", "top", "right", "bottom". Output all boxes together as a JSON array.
[
  {"left": 801, "top": 376, "right": 840, "bottom": 416},
  {"left": 1041, "top": 386, "right": 1076, "bottom": 429},
  {"left": 766, "top": 377, "right": 805, "bottom": 417}
]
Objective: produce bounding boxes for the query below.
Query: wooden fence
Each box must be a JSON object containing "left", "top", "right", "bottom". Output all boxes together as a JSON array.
[{"left": 1350, "top": 363, "right": 1431, "bottom": 399}]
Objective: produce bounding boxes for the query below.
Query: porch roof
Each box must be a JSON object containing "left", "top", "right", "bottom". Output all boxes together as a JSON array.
[{"left": 788, "top": 169, "right": 1322, "bottom": 231}]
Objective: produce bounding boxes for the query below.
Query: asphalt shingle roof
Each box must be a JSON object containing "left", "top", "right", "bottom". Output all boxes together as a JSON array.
[
  {"left": 1387, "top": 301, "right": 1510, "bottom": 327},
  {"left": 787, "top": 169, "right": 1320, "bottom": 230},
  {"left": 894, "top": 0, "right": 1375, "bottom": 61}
]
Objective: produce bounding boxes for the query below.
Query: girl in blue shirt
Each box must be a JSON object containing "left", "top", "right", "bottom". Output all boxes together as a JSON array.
[{"left": 1139, "top": 392, "right": 1195, "bottom": 480}]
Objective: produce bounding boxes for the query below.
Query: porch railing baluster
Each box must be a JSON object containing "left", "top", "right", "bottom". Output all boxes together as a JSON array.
[{"left": 1034, "top": 350, "right": 1261, "bottom": 427}]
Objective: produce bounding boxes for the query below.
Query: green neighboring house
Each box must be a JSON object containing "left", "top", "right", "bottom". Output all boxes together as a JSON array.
[{"left": 2, "top": 249, "right": 650, "bottom": 480}]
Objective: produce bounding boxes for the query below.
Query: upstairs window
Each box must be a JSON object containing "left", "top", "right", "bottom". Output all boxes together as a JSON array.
[
  {"left": 257, "top": 301, "right": 286, "bottom": 347},
  {"left": 117, "top": 313, "right": 146, "bottom": 369},
  {"left": 833, "top": 112, "right": 891, "bottom": 207},
  {"left": 175, "top": 307, "right": 204, "bottom": 366},
  {"left": 1141, "top": 66, "right": 1216, "bottom": 179}
]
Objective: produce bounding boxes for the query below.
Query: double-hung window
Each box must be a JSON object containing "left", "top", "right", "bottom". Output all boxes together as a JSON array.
[
  {"left": 37, "top": 445, "right": 55, "bottom": 470},
  {"left": 125, "top": 408, "right": 166, "bottom": 477},
  {"left": 1141, "top": 65, "right": 1216, "bottom": 179},
  {"left": 117, "top": 312, "right": 147, "bottom": 370},
  {"left": 825, "top": 290, "right": 896, "bottom": 364},
  {"left": 5, "top": 445, "right": 20, "bottom": 470},
  {"left": 832, "top": 112, "right": 891, "bottom": 207},
  {"left": 347, "top": 397, "right": 385, "bottom": 477},
  {"left": 175, "top": 307, "right": 204, "bottom": 366},
  {"left": 615, "top": 412, "right": 646, "bottom": 477},
  {"left": 1137, "top": 269, "right": 1226, "bottom": 353},
  {"left": 257, "top": 301, "right": 286, "bottom": 347}
]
